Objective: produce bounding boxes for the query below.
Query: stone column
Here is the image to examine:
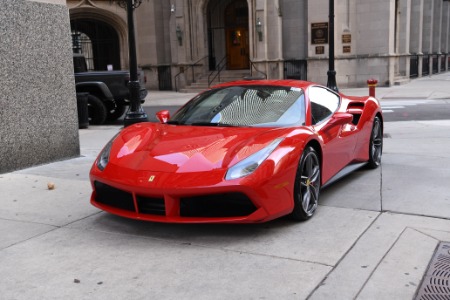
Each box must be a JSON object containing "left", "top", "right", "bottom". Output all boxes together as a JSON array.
[
  {"left": 0, "top": 0, "right": 80, "bottom": 173},
  {"left": 265, "top": 0, "right": 283, "bottom": 78},
  {"left": 253, "top": 0, "right": 267, "bottom": 77},
  {"left": 441, "top": 1, "right": 450, "bottom": 70},
  {"left": 422, "top": 0, "right": 434, "bottom": 75},
  {"left": 432, "top": 0, "right": 442, "bottom": 71},
  {"left": 410, "top": 0, "right": 423, "bottom": 76},
  {"left": 307, "top": 0, "right": 329, "bottom": 85},
  {"left": 396, "top": 0, "right": 411, "bottom": 77}
]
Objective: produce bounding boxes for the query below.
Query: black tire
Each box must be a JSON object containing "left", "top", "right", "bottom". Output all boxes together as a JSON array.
[
  {"left": 291, "top": 146, "right": 321, "bottom": 221},
  {"left": 367, "top": 116, "right": 383, "bottom": 169},
  {"left": 87, "top": 94, "right": 107, "bottom": 125},
  {"left": 106, "top": 104, "right": 126, "bottom": 121}
]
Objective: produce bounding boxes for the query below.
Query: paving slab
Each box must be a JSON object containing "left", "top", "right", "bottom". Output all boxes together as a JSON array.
[
  {"left": 0, "top": 173, "right": 98, "bottom": 226},
  {"left": 309, "top": 213, "right": 450, "bottom": 299},
  {"left": 0, "top": 218, "right": 56, "bottom": 249},
  {"left": 382, "top": 121, "right": 450, "bottom": 219},
  {"left": 15, "top": 156, "right": 95, "bottom": 181},
  {"left": 382, "top": 156, "right": 450, "bottom": 218},
  {"left": 320, "top": 167, "right": 382, "bottom": 212},
  {"left": 68, "top": 206, "right": 379, "bottom": 267},
  {"left": 78, "top": 125, "right": 122, "bottom": 158},
  {"left": 0, "top": 227, "right": 331, "bottom": 300},
  {"left": 357, "top": 228, "right": 438, "bottom": 300}
]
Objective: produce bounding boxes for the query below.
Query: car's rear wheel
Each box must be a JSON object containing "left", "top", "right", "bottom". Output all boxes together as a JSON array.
[
  {"left": 291, "top": 146, "right": 321, "bottom": 221},
  {"left": 367, "top": 116, "right": 383, "bottom": 169},
  {"left": 87, "top": 94, "right": 107, "bottom": 125}
]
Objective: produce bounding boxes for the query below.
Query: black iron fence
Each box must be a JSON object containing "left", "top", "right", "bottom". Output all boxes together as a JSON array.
[
  {"left": 414, "top": 54, "right": 449, "bottom": 77},
  {"left": 422, "top": 55, "right": 430, "bottom": 76},
  {"left": 410, "top": 55, "right": 419, "bottom": 78},
  {"left": 283, "top": 60, "right": 307, "bottom": 80},
  {"left": 432, "top": 55, "right": 439, "bottom": 74},
  {"left": 158, "top": 66, "right": 172, "bottom": 90}
]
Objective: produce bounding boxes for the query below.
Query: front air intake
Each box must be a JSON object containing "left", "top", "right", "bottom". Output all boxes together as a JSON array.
[{"left": 180, "top": 193, "right": 257, "bottom": 217}]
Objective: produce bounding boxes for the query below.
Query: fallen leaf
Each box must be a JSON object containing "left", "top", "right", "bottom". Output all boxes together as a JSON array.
[{"left": 47, "top": 182, "right": 55, "bottom": 190}]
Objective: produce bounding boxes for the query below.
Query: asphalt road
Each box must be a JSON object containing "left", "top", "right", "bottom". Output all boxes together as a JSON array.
[{"left": 381, "top": 99, "right": 450, "bottom": 122}]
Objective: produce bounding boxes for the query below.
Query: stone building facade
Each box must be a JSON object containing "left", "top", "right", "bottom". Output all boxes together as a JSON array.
[
  {"left": 0, "top": 0, "right": 79, "bottom": 173},
  {"left": 67, "top": 0, "right": 450, "bottom": 91}
]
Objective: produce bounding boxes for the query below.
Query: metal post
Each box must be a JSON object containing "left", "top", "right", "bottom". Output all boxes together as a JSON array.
[
  {"left": 327, "top": 0, "right": 338, "bottom": 92},
  {"left": 124, "top": 0, "right": 148, "bottom": 127},
  {"left": 367, "top": 79, "right": 378, "bottom": 97}
]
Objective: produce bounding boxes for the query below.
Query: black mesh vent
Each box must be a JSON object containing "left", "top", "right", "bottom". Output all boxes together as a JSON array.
[
  {"left": 347, "top": 102, "right": 364, "bottom": 125},
  {"left": 94, "top": 181, "right": 135, "bottom": 212},
  {"left": 180, "top": 193, "right": 257, "bottom": 217},
  {"left": 136, "top": 196, "right": 166, "bottom": 216}
]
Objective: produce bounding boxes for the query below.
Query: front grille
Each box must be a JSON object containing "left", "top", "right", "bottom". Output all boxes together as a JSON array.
[
  {"left": 136, "top": 196, "right": 166, "bottom": 216},
  {"left": 180, "top": 193, "right": 257, "bottom": 218},
  {"left": 94, "top": 181, "right": 135, "bottom": 212}
]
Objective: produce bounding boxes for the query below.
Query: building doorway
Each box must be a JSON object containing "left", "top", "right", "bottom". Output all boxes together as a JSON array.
[
  {"left": 225, "top": 0, "right": 249, "bottom": 70},
  {"left": 70, "top": 18, "right": 120, "bottom": 71},
  {"left": 207, "top": 0, "right": 249, "bottom": 71}
]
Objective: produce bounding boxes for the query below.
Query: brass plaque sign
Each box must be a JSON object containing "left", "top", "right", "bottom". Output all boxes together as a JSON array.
[
  {"left": 315, "top": 46, "right": 325, "bottom": 55},
  {"left": 342, "top": 34, "right": 351, "bottom": 43},
  {"left": 311, "top": 22, "right": 329, "bottom": 44}
]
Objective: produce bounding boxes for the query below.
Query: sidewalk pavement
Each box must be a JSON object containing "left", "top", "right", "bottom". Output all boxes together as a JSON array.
[{"left": 1, "top": 74, "right": 450, "bottom": 299}]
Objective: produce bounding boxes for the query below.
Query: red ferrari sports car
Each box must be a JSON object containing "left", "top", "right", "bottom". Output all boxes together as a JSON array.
[{"left": 90, "top": 80, "right": 383, "bottom": 223}]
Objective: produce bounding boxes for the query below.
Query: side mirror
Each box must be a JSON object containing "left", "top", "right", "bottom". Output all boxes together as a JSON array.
[
  {"left": 329, "top": 112, "right": 353, "bottom": 126},
  {"left": 321, "top": 112, "right": 353, "bottom": 131},
  {"left": 156, "top": 110, "right": 170, "bottom": 123}
]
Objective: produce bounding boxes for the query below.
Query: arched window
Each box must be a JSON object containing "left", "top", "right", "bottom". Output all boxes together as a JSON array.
[{"left": 70, "top": 18, "right": 120, "bottom": 71}]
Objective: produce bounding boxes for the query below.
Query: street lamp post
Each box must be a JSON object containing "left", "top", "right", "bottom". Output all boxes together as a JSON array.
[
  {"left": 114, "top": 0, "right": 148, "bottom": 127},
  {"left": 327, "top": 0, "right": 338, "bottom": 92}
]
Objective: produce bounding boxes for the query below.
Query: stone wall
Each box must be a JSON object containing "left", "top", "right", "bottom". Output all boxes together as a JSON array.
[{"left": 0, "top": 0, "right": 80, "bottom": 173}]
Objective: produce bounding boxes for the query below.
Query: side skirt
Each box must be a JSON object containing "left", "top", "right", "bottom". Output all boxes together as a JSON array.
[{"left": 321, "top": 162, "right": 367, "bottom": 189}]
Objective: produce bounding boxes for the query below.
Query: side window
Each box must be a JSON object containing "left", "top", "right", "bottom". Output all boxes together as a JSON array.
[{"left": 309, "top": 86, "right": 340, "bottom": 125}]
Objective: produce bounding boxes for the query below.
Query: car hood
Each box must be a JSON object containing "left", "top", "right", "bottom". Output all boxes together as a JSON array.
[{"left": 108, "top": 123, "right": 290, "bottom": 173}]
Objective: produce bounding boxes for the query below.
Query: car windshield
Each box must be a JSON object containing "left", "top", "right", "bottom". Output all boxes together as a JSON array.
[{"left": 170, "top": 85, "right": 306, "bottom": 127}]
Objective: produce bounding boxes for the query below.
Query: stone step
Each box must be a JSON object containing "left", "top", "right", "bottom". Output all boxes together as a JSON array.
[
  {"left": 179, "top": 70, "right": 252, "bottom": 93},
  {"left": 393, "top": 78, "right": 410, "bottom": 86}
]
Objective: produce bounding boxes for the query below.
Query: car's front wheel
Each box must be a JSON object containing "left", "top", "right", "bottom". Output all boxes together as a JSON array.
[{"left": 291, "top": 146, "right": 321, "bottom": 221}]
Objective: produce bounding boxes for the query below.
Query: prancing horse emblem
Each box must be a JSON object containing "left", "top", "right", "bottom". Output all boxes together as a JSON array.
[{"left": 148, "top": 175, "right": 156, "bottom": 182}]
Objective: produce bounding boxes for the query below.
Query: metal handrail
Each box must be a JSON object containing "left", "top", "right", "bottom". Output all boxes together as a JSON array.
[
  {"left": 174, "top": 55, "right": 208, "bottom": 92},
  {"left": 208, "top": 56, "right": 227, "bottom": 87},
  {"left": 249, "top": 60, "right": 267, "bottom": 79}
]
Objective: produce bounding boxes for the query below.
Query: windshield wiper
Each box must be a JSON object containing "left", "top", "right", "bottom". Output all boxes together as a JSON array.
[
  {"left": 166, "top": 120, "right": 180, "bottom": 125},
  {"left": 189, "top": 122, "right": 235, "bottom": 127}
]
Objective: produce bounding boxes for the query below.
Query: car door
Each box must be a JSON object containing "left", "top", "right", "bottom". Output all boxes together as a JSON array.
[{"left": 308, "top": 86, "right": 358, "bottom": 183}]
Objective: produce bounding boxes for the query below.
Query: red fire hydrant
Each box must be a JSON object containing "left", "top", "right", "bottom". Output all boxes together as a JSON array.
[{"left": 367, "top": 79, "right": 378, "bottom": 97}]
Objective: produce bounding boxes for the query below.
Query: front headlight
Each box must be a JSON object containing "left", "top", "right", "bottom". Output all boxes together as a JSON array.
[
  {"left": 225, "top": 138, "right": 283, "bottom": 180},
  {"left": 96, "top": 134, "right": 118, "bottom": 171}
]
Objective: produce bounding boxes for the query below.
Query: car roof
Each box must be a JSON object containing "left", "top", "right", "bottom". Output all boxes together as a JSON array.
[{"left": 211, "top": 79, "right": 317, "bottom": 90}]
